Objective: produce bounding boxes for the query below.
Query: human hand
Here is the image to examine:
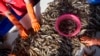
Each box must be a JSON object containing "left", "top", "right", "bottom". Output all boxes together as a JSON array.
[
  {"left": 19, "top": 28, "right": 29, "bottom": 40},
  {"left": 80, "top": 36, "right": 97, "bottom": 47},
  {"left": 31, "top": 21, "right": 40, "bottom": 32},
  {"left": 8, "top": 54, "right": 16, "bottom": 56}
]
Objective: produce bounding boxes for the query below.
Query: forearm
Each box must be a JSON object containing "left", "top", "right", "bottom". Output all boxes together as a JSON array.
[
  {"left": 24, "top": 0, "right": 40, "bottom": 32},
  {"left": 24, "top": 0, "right": 38, "bottom": 22},
  {"left": 4, "top": 11, "right": 24, "bottom": 30}
]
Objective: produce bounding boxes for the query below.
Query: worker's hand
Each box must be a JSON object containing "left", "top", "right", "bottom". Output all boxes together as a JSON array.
[
  {"left": 31, "top": 21, "right": 40, "bottom": 32},
  {"left": 19, "top": 28, "right": 29, "bottom": 40},
  {"left": 80, "top": 36, "right": 97, "bottom": 47},
  {"left": 8, "top": 54, "right": 16, "bottom": 56}
]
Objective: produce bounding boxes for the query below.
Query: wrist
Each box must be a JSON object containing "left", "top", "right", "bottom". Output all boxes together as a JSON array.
[{"left": 31, "top": 19, "right": 38, "bottom": 23}]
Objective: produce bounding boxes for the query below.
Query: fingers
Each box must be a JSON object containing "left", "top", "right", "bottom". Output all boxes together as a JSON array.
[
  {"left": 19, "top": 29, "right": 29, "bottom": 40},
  {"left": 80, "top": 36, "right": 90, "bottom": 41},
  {"left": 81, "top": 41, "right": 90, "bottom": 46},
  {"left": 35, "top": 26, "right": 40, "bottom": 32},
  {"left": 80, "top": 36, "right": 94, "bottom": 46},
  {"left": 21, "top": 32, "right": 29, "bottom": 40},
  {"left": 8, "top": 54, "right": 16, "bottom": 56},
  {"left": 33, "top": 24, "right": 40, "bottom": 32},
  {"left": 21, "top": 35, "right": 28, "bottom": 40},
  {"left": 31, "top": 22, "right": 40, "bottom": 32},
  {"left": 81, "top": 42, "right": 91, "bottom": 47}
]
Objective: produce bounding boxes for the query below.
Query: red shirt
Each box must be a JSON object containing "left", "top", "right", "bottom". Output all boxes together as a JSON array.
[{"left": 0, "top": 0, "right": 27, "bottom": 16}]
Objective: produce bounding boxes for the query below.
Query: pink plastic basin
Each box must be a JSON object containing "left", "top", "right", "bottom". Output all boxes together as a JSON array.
[{"left": 55, "top": 14, "right": 81, "bottom": 38}]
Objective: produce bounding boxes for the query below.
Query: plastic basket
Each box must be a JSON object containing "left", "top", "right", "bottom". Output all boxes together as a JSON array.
[{"left": 55, "top": 14, "right": 81, "bottom": 38}]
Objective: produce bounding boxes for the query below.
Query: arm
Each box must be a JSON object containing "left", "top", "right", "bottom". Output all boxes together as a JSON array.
[
  {"left": 24, "top": 0, "right": 40, "bottom": 32},
  {"left": 0, "top": 1, "right": 28, "bottom": 39},
  {"left": 0, "top": 1, "right": 22, "bottom": 29},
  {"left": 24, "top": 0, "right": 37, "bottom": 22},
  {"left": 5, "top": 12, "right": 29, "bottom": 39},
  {"left": 80, "top": 36, "right": 100, "bottom": 46}
]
